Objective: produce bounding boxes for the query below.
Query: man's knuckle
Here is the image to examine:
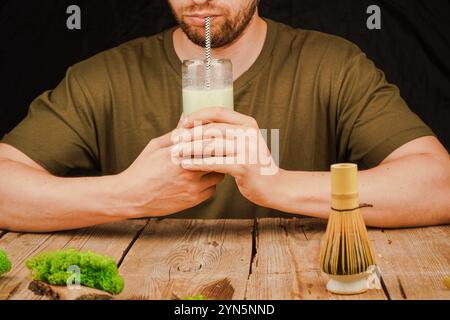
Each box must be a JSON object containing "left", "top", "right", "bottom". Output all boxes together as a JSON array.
[
  {"left": 248, "top": 117, "right": 258, "bottom": 127},
  {"left": 188, "top": 185, "right": 199, "bottom": 194},
  {"left": 191, "top": 193, "right": 203, "bottom": 203},
  {"left": 208, "top": 186, "right": 217, "bottom": 196},
  {"left": 215, "top": 107, "right": 225, "bottom": 115},
  {"left": 149, "top": 138, "right": 159, "bottom": 149}
]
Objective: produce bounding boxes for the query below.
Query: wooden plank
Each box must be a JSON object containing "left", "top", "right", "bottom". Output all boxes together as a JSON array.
[
  {"left": 0, "top": 219, "right": 148, "bottom": 300},
  {"left": 246, "top": 218, "right": 387, "bottom": 300},
  {"left": 118, "top": 219, "right": 254, "bottom": 300},
  {"left": 0, "top": 232, "right": 54, "bottom": 300},
  {"left": 372, "top": 226, "right": 450, "bottom": 300}
]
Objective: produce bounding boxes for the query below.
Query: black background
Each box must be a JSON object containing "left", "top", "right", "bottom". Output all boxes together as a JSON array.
[{"left": 1, "top": 0, "right": 449, "bottom": 151}]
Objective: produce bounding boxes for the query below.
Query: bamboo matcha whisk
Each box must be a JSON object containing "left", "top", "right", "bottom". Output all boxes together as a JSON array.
[{"left": 319, "top": 163, "right": 376, "bottom": 294}]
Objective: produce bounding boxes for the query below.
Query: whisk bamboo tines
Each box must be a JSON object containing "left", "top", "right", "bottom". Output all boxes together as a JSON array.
[{"left": 319, "top": 163, "right": 376, "bottom": 294}]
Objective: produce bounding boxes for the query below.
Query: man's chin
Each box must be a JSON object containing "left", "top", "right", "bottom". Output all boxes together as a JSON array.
[{"left": 180, "top": 22, "right": 235, "bottom": 48}]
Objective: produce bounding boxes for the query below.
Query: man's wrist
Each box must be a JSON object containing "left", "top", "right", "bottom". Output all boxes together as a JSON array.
[
  {"left": 96, "top": 173, "right": 142, "bottom": 220},
  {"left": 259, "top": 169, "right": 314, "bottom": 215},
  {"left": 267, "top": 169, "right": 330, "bottom": 217},
  {"left": 258, "top": 169, "right": 297, "bottom": 211}
]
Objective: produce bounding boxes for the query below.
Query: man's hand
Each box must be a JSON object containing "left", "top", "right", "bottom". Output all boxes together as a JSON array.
[
  {"left": 174, "top": 107, "right": 281, "bottom": 208},
  {"left": 115, "top": 117, "right": 225, "bottom": 218}
]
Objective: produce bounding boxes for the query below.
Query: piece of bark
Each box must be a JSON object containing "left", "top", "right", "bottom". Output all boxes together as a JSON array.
[
  {"left": 172, "top": 278, "right": 235, "bottom": 300},
  {"left": 200, "top": 278, "right": 235, "bottom": 300},
  {"left": 28, "top": 280, "right": 113, "bottom": 300}
]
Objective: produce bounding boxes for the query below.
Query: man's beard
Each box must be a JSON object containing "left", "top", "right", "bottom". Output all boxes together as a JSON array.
[{"left": 171, "top": 1, "right": 259, "bottom": 48}]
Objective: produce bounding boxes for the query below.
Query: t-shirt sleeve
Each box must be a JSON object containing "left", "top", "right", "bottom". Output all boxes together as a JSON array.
[
  {"left": 334, "top": 43, "right": 436, "bottom": 168},
  {"left": 0, "top": 67, "right": 99, "bottom": 176}
]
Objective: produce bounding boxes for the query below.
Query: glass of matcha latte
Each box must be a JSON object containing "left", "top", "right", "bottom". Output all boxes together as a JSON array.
[{"left": 182, "top": 59, "right": 234, "bottom": 116}]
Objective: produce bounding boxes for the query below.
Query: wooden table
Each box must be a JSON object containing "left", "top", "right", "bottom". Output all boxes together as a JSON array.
[{"left": 0, "top": 218, "right": 449, "bottom": 300}]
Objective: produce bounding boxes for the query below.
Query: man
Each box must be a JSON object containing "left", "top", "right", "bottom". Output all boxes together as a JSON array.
[{"left": 0, "top": 0, "right": 449, "bottom": 232}]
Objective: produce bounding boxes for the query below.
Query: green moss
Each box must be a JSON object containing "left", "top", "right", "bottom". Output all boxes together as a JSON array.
[
  {"left": 26, "top": 249, "right": 124, "bottom": 295},
  {"left": 182, "top": 294, "right": 205, "bottom": 300},
  {"left": 0, "top": 250, "right": 12, "bottom": 277}
]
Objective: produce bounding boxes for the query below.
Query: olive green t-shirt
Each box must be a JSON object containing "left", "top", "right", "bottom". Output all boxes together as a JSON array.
[{"left": 1, "top": 18, "right": 435, "bottom": 219}]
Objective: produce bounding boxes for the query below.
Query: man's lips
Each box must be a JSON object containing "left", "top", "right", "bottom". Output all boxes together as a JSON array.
[{"left": 184, "top": 15, "right": 220, "bottom": 27}]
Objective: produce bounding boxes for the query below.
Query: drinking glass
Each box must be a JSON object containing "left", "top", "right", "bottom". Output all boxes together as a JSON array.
[{"left": 182, "top": 59, "right": 234, "bottom": 116}]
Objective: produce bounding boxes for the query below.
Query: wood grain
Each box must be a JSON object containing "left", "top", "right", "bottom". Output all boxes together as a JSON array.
[
  {"left": 372, "top": 226, "right": 450, "bottom": 300},
  {"left": 246, "top": 218, "right": 387, "bottom": 300},
  {"left": 1, "top": 218, "right": 449, "bottom": 300},
  {"left": 0, "top": 219, "right": 147, "bottom": 300},
  {"left": 0, "top": 232, "right": 54, "bottom": 300},
  {"left": 118, "top": 219, "right": 253, "bottom": 300}
]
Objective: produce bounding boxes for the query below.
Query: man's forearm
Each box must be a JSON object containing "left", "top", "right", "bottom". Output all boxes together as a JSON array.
[
  {"left": 0, "top": 160, "right": 130, "bottom": 232},
  {"left": 269, "top": 155, "right": 450, "bottom": 228}
]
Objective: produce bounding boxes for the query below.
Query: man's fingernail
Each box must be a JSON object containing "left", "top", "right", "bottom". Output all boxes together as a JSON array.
[
  {"left": 183, "top": 116, "right": 190, "bottom": 126},
  {"left": 181, "top": 159, "right": 192, "bottom": 166},
  {"left": 181, "top": 131, "right": 191, "bottom": 141},
  {"left": 171, "top": 144, "right": 182, "bottom": 154}
]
